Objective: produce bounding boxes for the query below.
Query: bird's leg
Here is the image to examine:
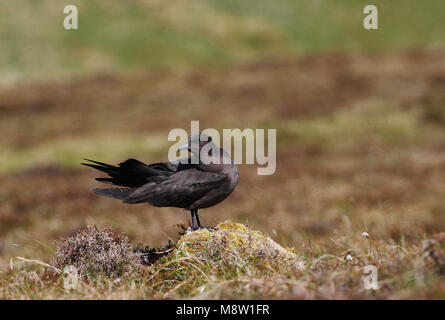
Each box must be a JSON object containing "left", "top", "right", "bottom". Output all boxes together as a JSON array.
[
  {"left": 195, "top": 211, "right": 217, "bottom": 230},
  {"left": 190, "top": 210, "right": 197, "bottom": 230},
  {"left": 191, "top": 209, "right": 215, "bottom": 231},
  {"left": 195, "top": 210, "right": 202, "bottom": 228}
]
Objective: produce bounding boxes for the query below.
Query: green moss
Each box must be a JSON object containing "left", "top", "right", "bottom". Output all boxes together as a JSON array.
[{"left": 170, "top": 221, "right": 303, "bottom": 274}]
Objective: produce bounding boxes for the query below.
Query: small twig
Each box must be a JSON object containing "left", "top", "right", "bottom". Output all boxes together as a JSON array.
[{"left": 15, "top": 256, "right": 62, "bottom": 274}]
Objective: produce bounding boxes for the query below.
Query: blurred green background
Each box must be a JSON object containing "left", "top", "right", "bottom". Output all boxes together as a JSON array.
[{"left": 1, "top": 0, "right": 444, "bottom": 80}]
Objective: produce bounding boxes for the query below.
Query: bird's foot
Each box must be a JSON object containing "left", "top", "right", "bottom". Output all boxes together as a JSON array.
[{"left": 191, "top": 225, "right": 217, "bottom": 232}]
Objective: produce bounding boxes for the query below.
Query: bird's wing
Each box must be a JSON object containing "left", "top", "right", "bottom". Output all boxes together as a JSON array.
[
  {"left": 148, "top": 161, "right": 179, "bottom": 176},
  {"left": 148, "top": 157, "right": 197, "bottom": 176},
  {"left": 124, "top": 168, "right": 227, "bottom": 208}
]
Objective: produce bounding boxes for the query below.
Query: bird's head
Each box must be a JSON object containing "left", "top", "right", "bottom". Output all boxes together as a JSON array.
[{"left": 178, "top": 132, "right": 213, "bottom": 154}]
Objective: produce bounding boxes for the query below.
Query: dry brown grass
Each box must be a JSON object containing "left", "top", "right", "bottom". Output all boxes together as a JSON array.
[{"left": 1, "top": 222, "right": 444, "bottom": 299}]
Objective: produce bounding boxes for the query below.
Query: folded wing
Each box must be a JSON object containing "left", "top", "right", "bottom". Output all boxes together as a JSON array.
[{"left": 123, "top": 168, "right": 227, "bottom": 208}]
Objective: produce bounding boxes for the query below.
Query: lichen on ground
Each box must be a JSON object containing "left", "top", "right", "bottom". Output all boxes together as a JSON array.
[
  {"left": 174, "top": 221, "right": 305, "bottom": 273},
  {"left": 136, "top": 221, "right": 307, "bottom": 298}
]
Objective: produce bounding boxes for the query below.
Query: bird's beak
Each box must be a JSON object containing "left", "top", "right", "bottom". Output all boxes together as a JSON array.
[{"left": 178, "top": 144, "right": 189, "bottom": 152}]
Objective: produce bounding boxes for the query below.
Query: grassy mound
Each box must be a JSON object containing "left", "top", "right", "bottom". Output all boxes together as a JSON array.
[
  {"left": 145, "top": 221, "right": 306, "bottom": 298},
  {"left": 175, "top": 222, "right": 304, "bottom": 272}
]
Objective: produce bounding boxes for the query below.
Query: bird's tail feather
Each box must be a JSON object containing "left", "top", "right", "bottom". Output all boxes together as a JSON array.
[
  {"left": 82, "top": 158, "right": 163, "bottom": 188},
  {"left": 93, "top": 188, "right": 135, "bottom": 200}
]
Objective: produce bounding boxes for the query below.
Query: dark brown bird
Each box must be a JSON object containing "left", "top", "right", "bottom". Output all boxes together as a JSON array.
[{"left": 82, "top": 133, "right": 238, "bottom": 229}]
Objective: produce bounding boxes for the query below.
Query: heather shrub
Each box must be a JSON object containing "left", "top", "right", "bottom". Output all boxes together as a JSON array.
[
  {"left": 422, "top": 232, "right": 445, "bottom": 274},
  {"left": 53, "top": 226, "right": 140, "bottom": 278}
]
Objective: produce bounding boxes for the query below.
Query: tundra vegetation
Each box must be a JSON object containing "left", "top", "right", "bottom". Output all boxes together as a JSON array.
[{"left": 1, "top": 0, "right": 445, "bottom": 299}]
